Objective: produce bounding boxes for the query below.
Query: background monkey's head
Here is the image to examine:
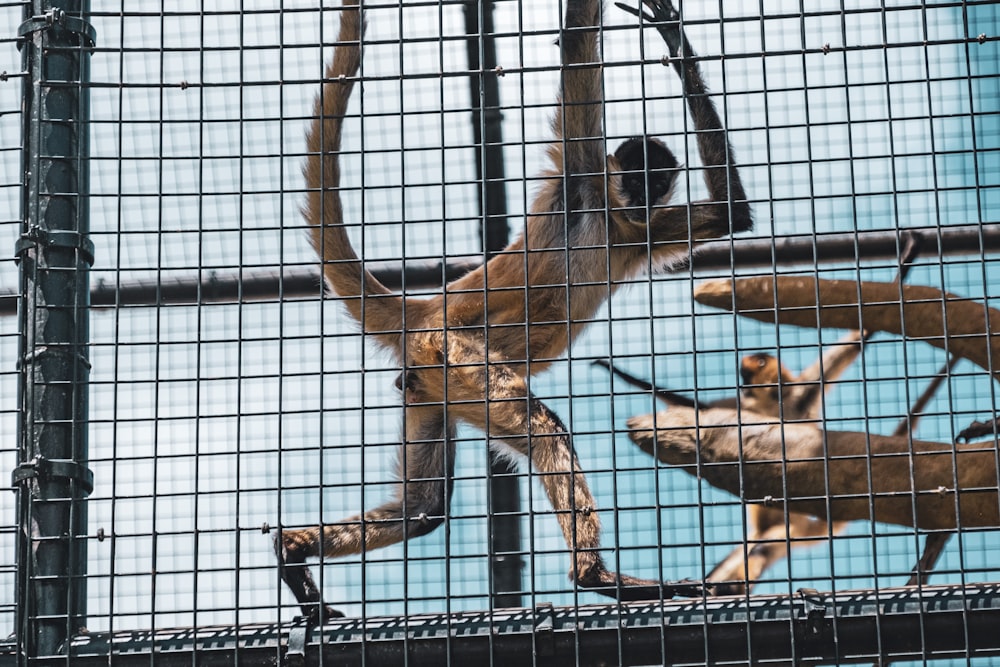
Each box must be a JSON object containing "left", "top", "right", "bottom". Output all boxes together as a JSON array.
[{"left": 740, "top": 353, "right": 793, "bottom": 402}]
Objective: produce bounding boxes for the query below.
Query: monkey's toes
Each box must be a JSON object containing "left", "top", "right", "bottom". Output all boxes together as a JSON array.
[
  {"left": 579, "top": 570, "right": 711, "bottom": 601},
  {"left": 304, "top": 603, "right": 346, "bottom": 626},
  {"left": 661, "top": 578, "right": 711, "bottom": 598},
  {"left": 704, "top": 581, "right": 747, "bottom": 597}
]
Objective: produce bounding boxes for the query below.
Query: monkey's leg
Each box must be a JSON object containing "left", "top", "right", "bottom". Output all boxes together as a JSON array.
[
  {"left": 905, "top": 532, "right": 949, "bottom": 586},
  {"left": 444, "top": 355, "right": 702, "bottom": 601},
  {"left": 276, "top": 403, "right": 456, "bottom": 621},
  {"left": 708, "top": 508, "right": 848, "bottom": 595}
]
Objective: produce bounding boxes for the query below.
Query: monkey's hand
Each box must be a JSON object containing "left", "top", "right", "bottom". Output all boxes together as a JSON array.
[{"left": 615, "top": 0, "right": 686, "bottom": 59}]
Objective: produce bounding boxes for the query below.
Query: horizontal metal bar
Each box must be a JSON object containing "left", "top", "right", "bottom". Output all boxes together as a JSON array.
[
  {"left": 2, "top": 584, "right": 998, "bottom": 666},
  {"left": 689, "top": 223, "right": 1000, "bottom": 272},
  {"left": 0, "top": 224, "right": 996, "bottom": 317}
]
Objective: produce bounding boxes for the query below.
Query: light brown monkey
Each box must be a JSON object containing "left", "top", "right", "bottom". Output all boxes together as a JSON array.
[
  {"left": 706, "top": 344, "right": 860, "bottom": 594},
  {"left": 598, "top": 332, "right": 863, "bottom": 594},
  {"left": 276, "top": 0, "right": 752, "bottom": 621}
]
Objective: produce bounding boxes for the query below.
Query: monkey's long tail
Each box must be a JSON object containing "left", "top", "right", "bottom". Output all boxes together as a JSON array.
[{"left": 303, "top": 0, "right": 407, "bottom": 348}]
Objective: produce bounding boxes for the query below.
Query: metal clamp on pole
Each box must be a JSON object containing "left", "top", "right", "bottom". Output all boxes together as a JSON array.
[
  {"left": 12, "top": 456, "right": 95, "bottom": 497},
  {"left": 15, "top": 228, "right": 96, "bottom": 267},
  {"left": 17, "top": 8, "right": 96, "bottom": 47}
]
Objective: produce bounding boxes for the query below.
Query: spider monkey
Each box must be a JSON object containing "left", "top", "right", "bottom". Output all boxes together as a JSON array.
[
  {"left": 598, "top": 334, "right": 864, "bottom": 595},
  {"left": 276, "top": 0, "right": 751, "bottom": 621}
]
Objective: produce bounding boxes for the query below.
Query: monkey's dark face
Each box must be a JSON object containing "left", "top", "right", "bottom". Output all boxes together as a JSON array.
[{"left": 614, "top": 136, "right": 679, "bottom": 211}]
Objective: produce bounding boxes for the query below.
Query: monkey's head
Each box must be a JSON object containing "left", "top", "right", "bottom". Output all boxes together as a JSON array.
[
  {"left": 613, "top": 136, "right": 679, "bottom": 218},
  {"left": 740, "top": 353, "right": 793, "bottom": 401}
]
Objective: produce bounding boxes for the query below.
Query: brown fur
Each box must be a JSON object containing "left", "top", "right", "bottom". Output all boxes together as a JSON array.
[
  {"left": 629, "top": 408, "right": 1000, "bottom": 531},
  {"left": 277, "top": 0, "right": 751, "bottom": 621}
]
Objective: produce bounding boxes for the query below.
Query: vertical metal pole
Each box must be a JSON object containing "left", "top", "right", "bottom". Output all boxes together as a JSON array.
[
  {"left": 15, "top": 1, "right": 95, "bottom": 660},
  {"left": 463, "top": 0, "right": 523, "bottom": 609}
]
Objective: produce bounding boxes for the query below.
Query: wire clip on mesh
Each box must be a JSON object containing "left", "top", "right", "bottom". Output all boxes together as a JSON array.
[
  {"left": 17, "top": 8, "right": 96, "bottom": 47},
  {"left": 284, "top": 617, "right": 312, "bottom": 667},
  {"left": 533, "top": 602, "right": 555, "bottom": 657},
  {"left": 11, "top": 456, "right": 94, "bottom": 496},
  {"left": 15, "top": 229, "right": 95, "bottom": 267},
  {"left": 797, "top": 588, "right": 828, "bottom": 637}
]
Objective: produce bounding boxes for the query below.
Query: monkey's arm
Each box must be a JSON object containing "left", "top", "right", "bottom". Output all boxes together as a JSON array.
[
  {"left": 627, "top": 406, "right": 1000, "bottom": 530},
  {"left": 619, "top": 0, "right": 752, "bottom": 248},
  {"left": 785, "top": 330, "right": 863, "bottom": 420},
  {"left": 551, "top": 0, "right": 605, "bottom": 184},
  {"left": 784, "top": 235, "right": 923, "bottom": 420}
]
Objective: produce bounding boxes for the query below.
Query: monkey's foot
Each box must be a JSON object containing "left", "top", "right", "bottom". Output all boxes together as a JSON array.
[
  {"left": 579, "top": 571, "right": 710, "bottom": 601},
  {"left": 299, "top": 602, "right": 346, "bottom": 626},
  {"left": 707, "top": 581, "right": 749, "bottom": 597},
  {"left": 617, "top": 577, "right": 708, "bottom": 601},
  {"left": 957, "top": 416, "right": 1000, "bottom": 442}
]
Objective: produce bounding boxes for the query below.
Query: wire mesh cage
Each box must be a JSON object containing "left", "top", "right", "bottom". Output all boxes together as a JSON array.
[{"left": 1, "top": 0, "right": 999, "bottom": 665}]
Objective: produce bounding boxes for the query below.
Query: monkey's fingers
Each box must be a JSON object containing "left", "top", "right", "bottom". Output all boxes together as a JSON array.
[
  {"left": 614, "top": 2, "right": 656, "bottom": 24},
  {"left": 614, "top": 0, "right": 679, "bottom": 26},
  {"left": 616, "top": 0, "right": 688, "bottom": 61},
  {"left": 640, "top": 0, "right": 680, "bottom": 24}
]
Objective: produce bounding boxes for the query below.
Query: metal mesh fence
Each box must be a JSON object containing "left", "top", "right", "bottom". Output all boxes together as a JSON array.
[{"left": 1, "top": 1, "right": 999, "bottom": 665}]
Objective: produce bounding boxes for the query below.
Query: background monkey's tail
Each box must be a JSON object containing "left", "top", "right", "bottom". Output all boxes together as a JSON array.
[{"left": 303, "top": 0, "right": 408, "bottom": 349}]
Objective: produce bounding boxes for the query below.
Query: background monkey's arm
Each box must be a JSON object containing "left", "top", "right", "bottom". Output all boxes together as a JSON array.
[
  {"left": 628, "top": 406, "right": 1000, "bottom": 531},
  {"left": 785, "top": 329, "right": 863, "bottom": 420}
]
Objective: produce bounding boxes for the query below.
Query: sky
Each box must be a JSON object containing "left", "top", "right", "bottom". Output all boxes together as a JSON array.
[{"left": 0, "top": 3, "right": 998, "bottom": 663}]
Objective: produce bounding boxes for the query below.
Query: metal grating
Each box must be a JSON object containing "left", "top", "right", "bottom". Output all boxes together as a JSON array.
[{"left": 1, "top": 1, "right": 999, "bottom": 665}]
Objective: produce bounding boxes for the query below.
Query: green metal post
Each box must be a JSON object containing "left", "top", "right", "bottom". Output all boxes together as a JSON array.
[{"left": 14, "top": 1, "right": 95, "bottom": 660}]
